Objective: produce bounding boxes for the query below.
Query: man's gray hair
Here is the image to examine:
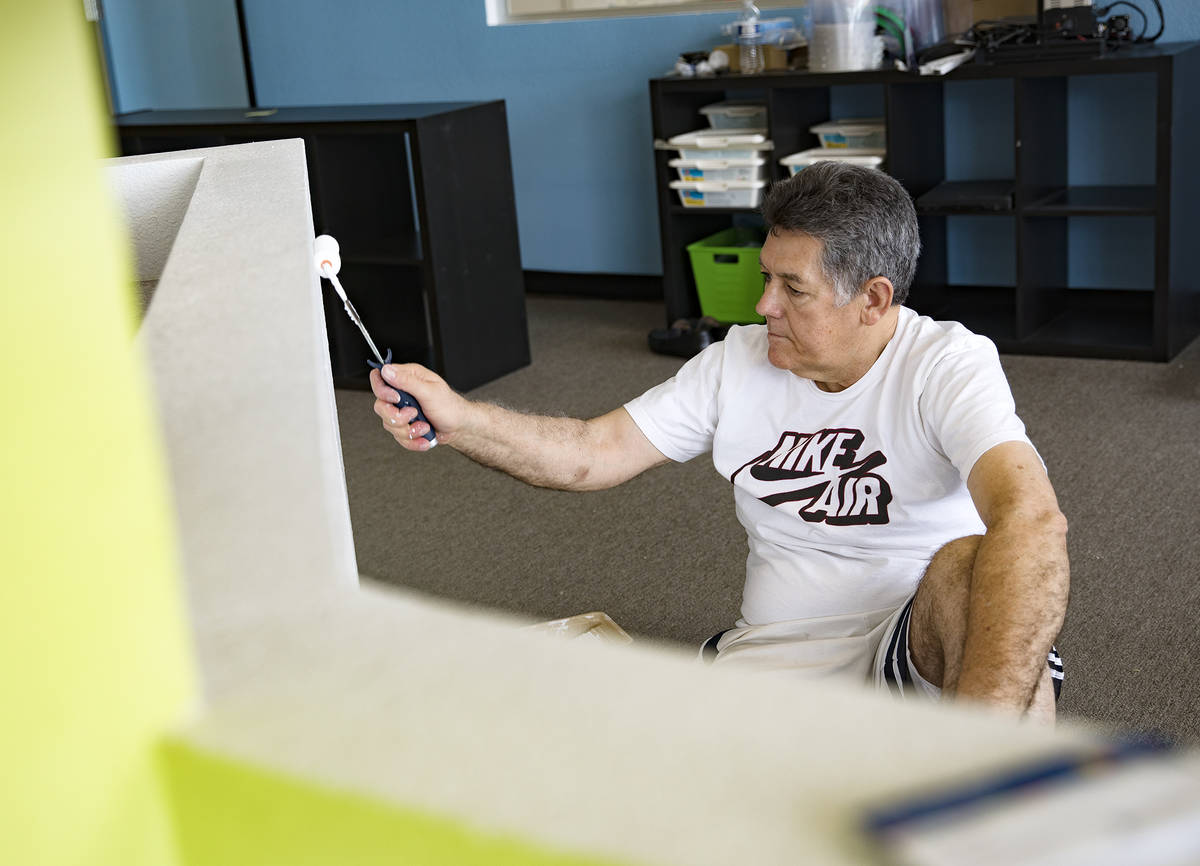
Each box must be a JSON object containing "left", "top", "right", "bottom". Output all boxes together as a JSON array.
[{"left": 760, "top": 162, "right": 920, "bottom": 307}]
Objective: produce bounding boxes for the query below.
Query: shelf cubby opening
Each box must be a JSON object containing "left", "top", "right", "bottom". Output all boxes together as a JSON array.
[
  {"left": 1067, "top": 215, "right": 1156, "bottom": 290},
  {"left": 1019, "top": 213, "right": 1156, "bottom": 351},
  {"left": 885, "top": 80, "right": 943, "bottom": 197},
  {"left": 1067, "top": 73, "right": 1157, "bottom": 188},
  {"left": 945, "top": 77, "right": 1015, "bottom": 182},
  {"left": 326, "top": 262, "right": 432, "bottom": 388},
  {"left": 654, "top": 86, "right": 770, "bottom": 142},
  {"left": 947, "top": 214, "right": 1017, "bottom": 286},
  {"left": 917, "top": 180, "right": 1015, "bottom": 215},
  {"left": 1021, "top": 289, "right": 1155, "bottom": 357},
  {"left": 912, "top": 286, "right": 1018, "bottom": 343},
  {"left": 766, "top": 88, "right": 833, "bottom": 180},
  {"left": 311, "top": 133, "right": 421, "bottom": 264}
]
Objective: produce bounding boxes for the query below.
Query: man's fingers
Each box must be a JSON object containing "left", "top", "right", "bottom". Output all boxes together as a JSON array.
[
  {"left": 373, "top": 400, "right": 431, "bottom": 450},
  {"left": 369, "top": 368, "right": 400, "bottom": 404},
  {"left": 374, "top": 400, "right": 418, "bottom": 426},
  {"left": 369, "top": 363, "right": 447, "bottom": 454},
  {"left": 381, "top": 362, "right": 440, "bottom": 393},
  {"left": 372, "top": 364, "right": 437, "bottom": 403}
]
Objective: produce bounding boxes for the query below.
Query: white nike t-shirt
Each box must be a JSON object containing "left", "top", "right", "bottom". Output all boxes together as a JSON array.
[{"left": 624, "top": 307, "right": 1034, "bottom": 678}]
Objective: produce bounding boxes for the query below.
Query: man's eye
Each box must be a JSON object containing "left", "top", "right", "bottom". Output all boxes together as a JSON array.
[{"left": 787, "top": 285, "right": 803, "bottom": 296}]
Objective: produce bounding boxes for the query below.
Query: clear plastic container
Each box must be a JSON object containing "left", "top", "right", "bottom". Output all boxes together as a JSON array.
[
  {"left": 669, "top": 157, "right": 767, "bottom": 182},
  {"left": 810, "top": 118, "right": 886, "bottom": 149},
  {"left": 670, "top": 180, "right": 767, "bottom": 208},
  {"left": 808, "top": 0, "right": 881, "bottom": 72},
  {"left": 780, "top": 148, "right": 885, "bottom": 176},
  {"left": 699, "top": 100, "right": 768, "bottom": 130},
  {"left": 665, "top": 128, "right": 772, "bottom": 161}
]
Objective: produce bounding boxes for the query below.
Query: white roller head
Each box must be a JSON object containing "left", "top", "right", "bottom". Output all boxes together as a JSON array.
[{"left": 314, "top": 234, "right": 341, "bottom": 277}]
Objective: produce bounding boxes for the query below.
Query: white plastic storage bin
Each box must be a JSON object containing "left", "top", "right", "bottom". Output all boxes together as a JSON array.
[
  {"left": 810, "top": 118, "right": 886, "bottom": 149},
  {"left": 669, "top": 157, "right": 766, "bottom": 182},
  {"left": 670, "top": 180, "right": 767, "bottom": 208},
  {"left": 780, "top": 148, "right": 885, "bottom": 175},
  {"left": 665, "top": 128, "right": 772, "bottom": 160},
  {"left": 699, "top": 100, "right": 768, "bottom": 130}
]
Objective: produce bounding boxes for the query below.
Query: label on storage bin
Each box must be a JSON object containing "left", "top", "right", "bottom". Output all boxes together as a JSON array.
[
  {"left": 679, "top": 189, "right": 745, "bottom": 207},
  {"left": 678, "top": 167, "right": 760, "bottom": 181},
  {"left": 810, "top": 118, "right": 886, "bottom": 151}
]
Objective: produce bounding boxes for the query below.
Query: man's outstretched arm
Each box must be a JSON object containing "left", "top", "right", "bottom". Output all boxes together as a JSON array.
[
  {"left": 370, "top": 363, "right": 669, "bottom": 492},
  {"left": 958, "top": 441, "right": 1070, "bottom": 711}
]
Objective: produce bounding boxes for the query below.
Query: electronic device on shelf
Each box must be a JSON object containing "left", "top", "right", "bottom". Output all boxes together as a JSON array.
[
  {"left": 961, "top": 0, "right": 1164, "bottom": 63},
  {"left": 1040, "top": 0, "right": 1101, "bottom": 38}
]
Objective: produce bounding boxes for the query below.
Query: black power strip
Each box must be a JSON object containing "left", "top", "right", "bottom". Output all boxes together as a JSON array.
[
  {"left": 1042, "top": 7, "right": 1102, "bottom": 39},
  {"left": 975, "top": 10, "right": 1108, "bottom": 64}
]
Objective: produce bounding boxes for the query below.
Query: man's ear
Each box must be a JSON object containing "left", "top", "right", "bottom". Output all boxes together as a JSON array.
[{"left": 859, "top": 277, "right": 895, "bottom": 325}]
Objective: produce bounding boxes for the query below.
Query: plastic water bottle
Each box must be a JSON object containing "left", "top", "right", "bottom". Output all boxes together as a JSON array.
[{"left": 738, "top": 17, "right": 764, "bottom": 74}]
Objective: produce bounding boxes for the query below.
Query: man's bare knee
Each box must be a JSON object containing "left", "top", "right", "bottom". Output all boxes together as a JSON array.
[
  {"left": 909, "top": 535, "right": 983, "bottom": 690},
  {"left": 930, "top": 535, "right": 983, "bottom": 575}
]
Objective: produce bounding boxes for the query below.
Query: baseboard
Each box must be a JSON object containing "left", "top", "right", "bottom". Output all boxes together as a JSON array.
[{"left": 523, "top": 270, "right": 662, "bottom": 302}]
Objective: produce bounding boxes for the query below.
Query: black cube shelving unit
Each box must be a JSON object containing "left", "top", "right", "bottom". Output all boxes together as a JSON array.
[
  {"left": 650, "top": 42, "right": 1200, "bottom": 361},
  {"left": 117, "top": 102, "right": 530, "bottom": 390}
]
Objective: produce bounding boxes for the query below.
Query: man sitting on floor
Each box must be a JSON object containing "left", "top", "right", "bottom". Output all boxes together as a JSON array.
[{"left": 368, "top": 162, "right": 1070, "bottom": 721}]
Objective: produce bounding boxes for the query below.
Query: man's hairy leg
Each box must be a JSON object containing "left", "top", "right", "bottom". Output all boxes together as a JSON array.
[
  {"left": 908, "top": 535, "right": 979, "bottom": 694},
  {"left": 1026, "top": 665, "right": 1057, "bottom": 724},
  {"left": 907, "top": 535, "right": 1056, "bottom": 723}
]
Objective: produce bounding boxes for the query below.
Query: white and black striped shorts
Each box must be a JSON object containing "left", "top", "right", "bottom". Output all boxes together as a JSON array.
[{"left": 875, "top": 596, "right": 1064, "bottom": 700}]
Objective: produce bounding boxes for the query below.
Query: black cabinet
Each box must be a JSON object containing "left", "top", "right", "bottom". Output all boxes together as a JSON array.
[
  {"left": 117, "top": 102, "right": 530, "bottom": 389},
  {"left": 650, "top": 43, "right": 1200, "bottom": 361}
]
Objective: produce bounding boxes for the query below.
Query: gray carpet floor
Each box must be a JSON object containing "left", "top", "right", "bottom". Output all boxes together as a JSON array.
[{"left": 336, "top": 294, "right": 1200, "bottom": 745}]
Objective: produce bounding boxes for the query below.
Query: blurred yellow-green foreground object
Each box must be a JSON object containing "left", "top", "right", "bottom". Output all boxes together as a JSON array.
[{"left": 0, "top": 5, "right": 618, "bottom": 865}]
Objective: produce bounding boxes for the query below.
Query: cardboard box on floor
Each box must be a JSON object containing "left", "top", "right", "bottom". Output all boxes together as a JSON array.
[
  {"left": 944, "top": 0, "right": 1038, "bottom": 36},
  {"left": 528, "top": 611, "right": 633, "bottom": 645}
]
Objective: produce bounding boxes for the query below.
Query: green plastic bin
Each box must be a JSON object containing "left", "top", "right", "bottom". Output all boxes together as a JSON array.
[{"left": 686, "top": 227, "right": 767, "bottom": 325}]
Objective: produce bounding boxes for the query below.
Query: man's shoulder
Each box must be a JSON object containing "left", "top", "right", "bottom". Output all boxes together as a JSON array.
[{"left": 893, "top": 306, "right": 999, "bottom": 371}]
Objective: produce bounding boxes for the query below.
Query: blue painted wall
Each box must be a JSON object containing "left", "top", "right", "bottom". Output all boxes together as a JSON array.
[
  {"left": 238, "top": 0, "right": 807, "bottom": 275},
  {"left": 102, "top": 0, "right": 1199, "bottom": 281},
  {"left": 102, "top": 0, "right": 247, "bottom": 114}
]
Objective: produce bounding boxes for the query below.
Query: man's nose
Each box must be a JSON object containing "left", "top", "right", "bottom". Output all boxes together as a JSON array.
[{"left": 756, "top": 280, "right": 780, "bottom": 319}]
